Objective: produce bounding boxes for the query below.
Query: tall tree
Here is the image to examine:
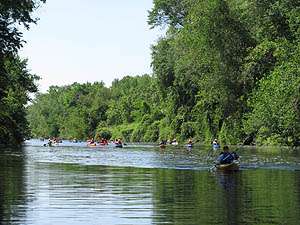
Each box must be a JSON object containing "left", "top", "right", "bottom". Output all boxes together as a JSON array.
[{"left": 0, "top": 0, "right": 45, "bottom": 145}]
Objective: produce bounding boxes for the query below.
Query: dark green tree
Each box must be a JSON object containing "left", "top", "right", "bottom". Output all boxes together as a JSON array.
[{"left": 0, "top": 0, "right": 45, "bottom": 145}]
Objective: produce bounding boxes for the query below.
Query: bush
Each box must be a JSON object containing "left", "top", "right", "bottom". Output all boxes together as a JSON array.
[
  {"left": 144, "top": 121, "right": 160, "bottom": 142},
  {"left": 131, "top": 124, "right": 146, "bottom": 142},
  {"left": 100, "top": 129, "right": 112, "bottom": 140},
  {"left": 219, "top": 117, "right": 244, "bottom": 145},
  {"left": 180, "top": 122, "right": 196, "bottom": 140},
  {"left": 121, "top": 128, "right": 134, "bottom": 142}
]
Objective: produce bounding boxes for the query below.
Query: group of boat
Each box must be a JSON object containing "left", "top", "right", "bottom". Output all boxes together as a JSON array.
[
  {"left": 43, "top": 137, "right": 240, "bottom": 171},
  {"left": 159, "top": 138, "right": 192, "bottom": 149},
  {"left": 43, "top": 138, "right": 62, "bottom": 147},
  {"left": 87, "top": 138, "right": 123, "bottom": 148}
]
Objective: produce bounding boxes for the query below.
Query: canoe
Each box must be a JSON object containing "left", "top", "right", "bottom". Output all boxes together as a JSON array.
[
  {"left": 215, "top": 161, "right": 239, "bottom": 171},
  {"left": 88, "top": 143, "right": 97, "bottom": 147},
  {"left": 99, "top": 142, "right": 108, "bottom": 146}
]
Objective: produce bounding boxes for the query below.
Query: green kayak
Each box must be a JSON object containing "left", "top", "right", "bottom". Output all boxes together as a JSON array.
[{"left": 215, "top": 161, "right": 240, "bottom": 171}]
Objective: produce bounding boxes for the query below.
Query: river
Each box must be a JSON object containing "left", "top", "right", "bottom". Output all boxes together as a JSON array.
[{"left": 0, "top": 140, "right": 300, "bottom": 225}]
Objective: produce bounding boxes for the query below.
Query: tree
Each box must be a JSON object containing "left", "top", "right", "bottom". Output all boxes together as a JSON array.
[
  {"left": 0, "top": 0, "right": 45, "bottom": 145},
  {"left": 148, "top": 0, "right": 191, "bottom": 29},
  {"left": 0, "top": 56, "right": 39, "bottom": 144}
]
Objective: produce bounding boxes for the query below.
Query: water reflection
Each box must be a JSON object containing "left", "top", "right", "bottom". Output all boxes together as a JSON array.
[
  {"left": 0, "top": 147, "right": 27, "bottom": 225},
  {"left": 215, "top": 171, "right": 240, "bottom": 225},
  {"left": 0, "top": 144, "right": 300, "bottom": 224}
]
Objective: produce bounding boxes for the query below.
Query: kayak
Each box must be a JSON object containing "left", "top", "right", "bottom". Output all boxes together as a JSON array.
[
  {"left": 215, "top": 160, "right": 239, "bottom": 171},
  {"left": 159, "top": 144, "right": 166, "bottom": 148},
  {"left": 114, "top": 143, "right": 123, "bottom": 148},
  {"left": 99, "top": 142, "right": 108, "bottom": 146},
  {"left": 88, "top": 143, "right": 97, "bottom": 147}
]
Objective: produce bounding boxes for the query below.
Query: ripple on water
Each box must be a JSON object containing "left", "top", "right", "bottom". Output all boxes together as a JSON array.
[{"left": 1, "top": 142, "right": 300, "bottom": 225}]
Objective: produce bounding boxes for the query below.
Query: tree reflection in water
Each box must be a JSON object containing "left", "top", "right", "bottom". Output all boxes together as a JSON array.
[
  {"left": 0, "top": 147, "right": 27, "bottom": 224},
  {"left": 215, "top": 171, "right": 241, "bottom": 225}
]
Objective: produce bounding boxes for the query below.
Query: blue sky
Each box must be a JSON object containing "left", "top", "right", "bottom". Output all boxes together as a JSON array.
[{"left": 20, "top": 0, "right": 162, "bottom": 92}]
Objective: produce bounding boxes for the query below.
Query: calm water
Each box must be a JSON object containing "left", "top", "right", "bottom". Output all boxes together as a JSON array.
[{"left": 1, "top": 140, "right": 300, "bottom": 225}]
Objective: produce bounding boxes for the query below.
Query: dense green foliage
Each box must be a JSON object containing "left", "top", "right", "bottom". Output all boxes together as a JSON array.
[
  {"left": 27, "top": 76, "right": 161, "bottom": 141},
  {"left": 27, "top": 0, "right": 300, "bottom": 146},
  {"left": 0, "top": 0, "right": 45, "bottom": 145},
  {"left": 28, "top": 82, "right": 110, "bottom": 140},
  {"left": 147, "top": 0, "right": 300, "bottom": 146}
]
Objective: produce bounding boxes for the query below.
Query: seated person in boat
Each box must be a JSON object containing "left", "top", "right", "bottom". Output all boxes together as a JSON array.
[
  {"left": 216, "top": 146, "right": 239, "bottom": 164},
  {"left": 212, "top": 139, "right": 220, "bottom": 148},
  {"left": 187, "top": 138, "right": 193, "bottom": 147},
  {"left": 170, "top": 138, "right": 178, "bottom": 145},
  {"left": 87, "top": 138, "right": 95, "bottom": 145},
  {"left": 47, "top": 139, "right": 52, "bottom": 147},
  {"left": 100, "top": 138, "right": 108, "bottom": 145},
  {"left": 115, "top": 138, "right": 122, "bottom": 145},
  {"left": 159, "top": 140, "right": 167, "bottom": 145}
]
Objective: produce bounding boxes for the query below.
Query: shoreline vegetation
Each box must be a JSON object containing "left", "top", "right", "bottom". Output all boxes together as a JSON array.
[{"left": 1, "top": 1, "right": 300, "bottom": 147}]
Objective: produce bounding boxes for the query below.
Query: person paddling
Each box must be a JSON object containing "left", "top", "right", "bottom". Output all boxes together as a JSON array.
[
  {"left": 212, "top": 139, "right": 220, "bottom": 150},
  {"left": 216, "top": 146, "right": 239, "bottom": 165},
  {"left": 187, "top": 138, "right": 193, "bottom": 148}
]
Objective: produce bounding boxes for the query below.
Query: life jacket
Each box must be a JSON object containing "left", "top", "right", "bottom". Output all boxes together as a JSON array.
[{"left": 217, "top": 152, "right": 235, "bottom": 164}]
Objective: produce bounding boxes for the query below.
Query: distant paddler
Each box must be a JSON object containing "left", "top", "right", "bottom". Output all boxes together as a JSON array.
[
  {"left": 43, "top": 139, "right": 53, "bottom": 147},
  {"left": 212, "top": 139, "right": 220, "bottom": 150},
  {"left": 44, "top": 138, "right": 58, "bottom": 147},
  {"left": 114, "top": 138, "right": 123, "bottom": 148},
  {"left": 99, "top": 138, "right": 108, "bottom": 145},
  {"left": 87, "top": 138, "right": 97, "bottom": 147},
  {"left": 187, "top": 138, "right": 193, "bottom": 148},
  {"left": 170, "top": 138, "right": 178, "bottom": 146},
  {"left": 159, "top": 140, "right": 167, "bottom": 148}
]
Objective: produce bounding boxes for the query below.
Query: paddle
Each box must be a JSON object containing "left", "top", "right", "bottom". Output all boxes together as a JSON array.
[{"left": 208, "top": 149, "right": 221, "bottom": 171}]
